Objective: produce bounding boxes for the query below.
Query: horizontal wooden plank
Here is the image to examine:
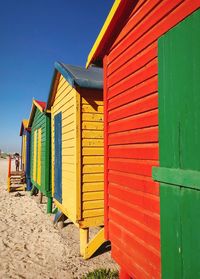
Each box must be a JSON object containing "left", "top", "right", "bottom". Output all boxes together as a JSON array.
[
  {"left": 82, "top": 113, "right": 103, "bottom": 122},
  {"left": 82, "top": 156, "right": 104, "bottom": 164},
  {"left": 83, "top": 200, "right": 104, "bottom": 210},
  {"left": 62, "top": 174, "right": 76, "bottom": 183},
  {"left": 108, "top": 158, "right": 159, "bottom": 177},
  {"left": 82, "top": 191, "right": 104, "bottom": 201},
  {"left": 108, "top": 170, "right": 159, "bottom": 196},
  {"left": 79, "top": 216, "right": 104, "bottom": 228},
  {"left": 112, "top": 243, "right": 150, "bottom": 279},
  {"left": 82, "top": 147, "right": 104, "bottom": 156},
  {"left": 82, "top": 104, "right": 103, "bottom": 114},
  {"left": 62, "top": 148, "right": 75, "bottom": 156},
  {"left": 108, "top": 109, "right": 158, "bottom": 133},
  {"left": 108, "top": 76, "right": 157, "bottom": 111},
  {"left": 82, "top": 182, "right": 104, "bottom": 192},
  {"left": 82, "top": 98, "right": 103, "bottom": 106},
  {"left": 62, "top": 129, "right": 76, "bottom": 141},
  {"left": 82, "top": 208, "right": 104, "bottom": 218},
  {"left": 82, "top": 139, "right": 104, "bottom": 147},
  {"left": 108, "top": 183, "right": 160, "bottom": 213},
  {"left": 108, "top": 143, "right": 159, "bottom": 160},
  {"left": 108, "top": 1, "right": 199, "bottom": 94},
  {"left": 82, "top": 121, "right": 104, "bottom": 131},
  {"left": 82, "top": 130, "right": 103, "bottom": 139},
  {"left": 110, "top": 0, "right": 159, "bottom": 50},
  {"left": 108, "top": 195, "right": 160, "bottom": 236},
  {"left": 108, "top": 0, "right": 183, "bottom": 74},
  {"left": 110, "top": 226, "right": 160, "bottom": 278},
  {"left": 53, "top": 94, "right": 75, "bottom": 113},
  {"left": 108, "top": 59, "right": 157, "bottom": 99},
  {"left": 82, "top": 173, "right": 104, "bottom": 183},
  {"left": 62, "top": 114, "right": 76, "bottom": 126},
  {"left": 62, "top": 164, "right": 76, "bottom": 173},
  {"left": 61, "top": 104, "right": 75, "bottom": 117},
  {"left": 110, "top": 220, "right": 160, "bottom": 266},
  {"left": 82, "top": 164, "right": 104, "bottom": 174},
  {"left": 60, "top": 138, "right": 76, "bottom": 147},
  {"left": 108, "top": 126, "right": 158, "bottom": 145},
  {"left": 62, "top": 158, "right": 76, "bottom": 164},
  {"left": 153, "top": 167, "right": 200, "bottom": 191},
  {"left": 108, "top": 92, "right": 158, "bottom": 122},
  {"left": 108, "top": 42, "right": 157, "bottom": 88},
  {"left": 54, "top": 84, "right": 72, "bottom": 106},
  {"left": 109, "top": 203, "right": 160, "bottom": 250}
]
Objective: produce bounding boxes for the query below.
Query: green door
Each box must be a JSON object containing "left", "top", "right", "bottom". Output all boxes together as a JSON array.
[{"left": 153, "top": 9, "right": 200, "bottom": 279}]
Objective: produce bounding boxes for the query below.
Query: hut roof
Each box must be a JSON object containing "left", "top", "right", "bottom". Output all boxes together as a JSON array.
[
  {"left": 86, "top": 0, "right": 134, "bottom": 67},
  {"left": 46, "top": 62, "right": 103, "bottom": 110},
  {"left": 19, "top": 119, "right": 29, "bottom": 136},
  {"left": 28, "top": 99, "right": 47, "bottom": 127}
]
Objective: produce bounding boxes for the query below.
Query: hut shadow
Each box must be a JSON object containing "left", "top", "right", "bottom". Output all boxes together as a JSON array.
[
  {"left": 81, "top": 90, "right": 103, "bottom": 112},
  {"left": 85, "top": 98, "right": 99, "bottom": 111},
  {"left": 63, "top": 220, "right": 73, "bottom": 228},
  {"left": 89, "top": 240, "right": 111, "bottom": 259}
]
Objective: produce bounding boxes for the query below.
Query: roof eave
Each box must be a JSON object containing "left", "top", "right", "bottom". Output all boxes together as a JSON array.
[
  {"left": 46, "top": 68, "right": 61, "bottom": 110},
  {"left": 86, "top": 0, "right": 122, "bottom": 68},
  {"left": 28, "top": 103, "right": 36, "bottom": 128},
  {"left": 86, "top": 0, "right": 132, "bottom": 68}
]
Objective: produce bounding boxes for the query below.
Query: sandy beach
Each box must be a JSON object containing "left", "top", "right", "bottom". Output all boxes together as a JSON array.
[{"left": 0, "top": 158, "right": 117, "bottom": 279}]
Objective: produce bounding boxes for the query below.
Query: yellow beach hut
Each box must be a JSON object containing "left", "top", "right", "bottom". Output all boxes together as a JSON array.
[
  {"left": 46, "top": 62, "right": 104, "bottom": 259},
  {"left": 20, "top": 119, "right": 29, "bottom": 172}
]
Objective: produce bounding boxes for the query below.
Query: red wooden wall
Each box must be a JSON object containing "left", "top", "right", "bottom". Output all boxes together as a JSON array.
[{"left": 103, "top": 1, "right": 200, "bottom": 278}]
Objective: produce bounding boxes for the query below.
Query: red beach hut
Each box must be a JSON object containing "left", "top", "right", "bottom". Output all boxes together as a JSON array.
[{"left": 87, "top": 1, "right": 200, "bottom": 278}]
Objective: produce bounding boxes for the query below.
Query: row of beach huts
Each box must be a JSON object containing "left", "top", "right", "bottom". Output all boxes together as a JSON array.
[{"left": 8, "top": 1, "right": 200, "bottom": 278}]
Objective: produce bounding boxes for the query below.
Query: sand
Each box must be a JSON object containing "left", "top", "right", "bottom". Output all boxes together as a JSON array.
[{"left": 0, "top": 158, "right": 118, "bottom": 279}]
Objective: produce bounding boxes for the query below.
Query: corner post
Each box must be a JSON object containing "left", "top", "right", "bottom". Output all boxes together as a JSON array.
[
  {"left": 80, "top": 228, "right": 89, "bottom": 256},
  {"left": 47, "top": 196, "right": 53, "bottom": 213}
]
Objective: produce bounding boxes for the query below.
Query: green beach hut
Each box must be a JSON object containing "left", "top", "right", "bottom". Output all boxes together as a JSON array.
[{"left": 28, "top": 99, "right": 52, "bottom": 213}]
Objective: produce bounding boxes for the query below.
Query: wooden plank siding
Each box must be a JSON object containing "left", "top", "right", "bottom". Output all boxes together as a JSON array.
[
  {"left": 30, "top": 108, "right": 51, "bottom": 197},
  {"left": 22, "top": 134, "right": 27, "bottom": 170},
  {"left": 51, "top": 74, "right": 104, "bottom": 227},
  {"left": 80, "top": 89, "right": 104, "bottom": 224},
  {"left": 103, "top": 1, "right": 200, "bottom": 278},
  {"left": 51, "top": 75, "right": 78, "bottom": 223}
]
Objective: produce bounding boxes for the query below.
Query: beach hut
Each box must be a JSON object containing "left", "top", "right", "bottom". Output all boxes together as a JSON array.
[
  {"left": 19, "top": 119, "right": 31, "bottom": 190},
  {"left": 28, "top": 99, "right": 52, "bottom": 213},
  {"left": 46, "top": 62, "right": 104, "bottom": 259},
  {"left": 87, "top": 1, "right": 200, "bottom": 278}
]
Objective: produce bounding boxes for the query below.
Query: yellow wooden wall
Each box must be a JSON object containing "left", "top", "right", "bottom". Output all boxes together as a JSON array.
[
  {"left": 33, "top": 130, "right": 37, "bottom": 181},
  {"left": 81, "top": 91, "right": 104, "bottom": 226},
  {"left": 52, "top": 74, "right": 104, "bottom": 227},
  {"left": 37, "top": 128, "right": 42, "bottom": 185},
  {"left": 51, "top": 74, "right": 78, "bottom": 223},
  {"left": 22, "top": 134, "right": 27, "bottom": 170}
]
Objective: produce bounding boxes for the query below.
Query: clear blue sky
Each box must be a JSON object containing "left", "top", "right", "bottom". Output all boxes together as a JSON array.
[{"left": 0, "top": 0, "right": 113, "bottom": 153}]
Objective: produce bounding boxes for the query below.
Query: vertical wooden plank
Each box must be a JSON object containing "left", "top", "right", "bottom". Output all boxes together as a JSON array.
[
  {"left": 37, "top": 128, "right": 42, "bottom": 186},
  {"left": 103, "top": 55, "right": 109, "bottom": 239},
  {"left": 51, "top": 110, "right": 55, "bottom": 197},
  {"left": 181, "top": 188, "right": 200, "bottom": 278},
  {"left": 76, "top": 90, "right": 81, "bottom": 220},
  {"left": 80, "top": 228, "right": 89, "bottom": 256},
  {"left": 26, "top": 130, "right": 32, "bottom": 190},
  {"left": 33, "top": 130, "right": 37, "bottom": 182},
  {"left": 24, "top": 134, "right": 27, "bottom": 171},
  {"left": 158, "top": 9, "right": 200, "bottom": 279},
  {"left": 160, "top": 184, "right": 182, "bottom": 279},
  {"left": 54, "top": 112, "right": 62, "bottom": 203},
  {"left": 45, "top": 115, "right": 51, "bottom": 193}
]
